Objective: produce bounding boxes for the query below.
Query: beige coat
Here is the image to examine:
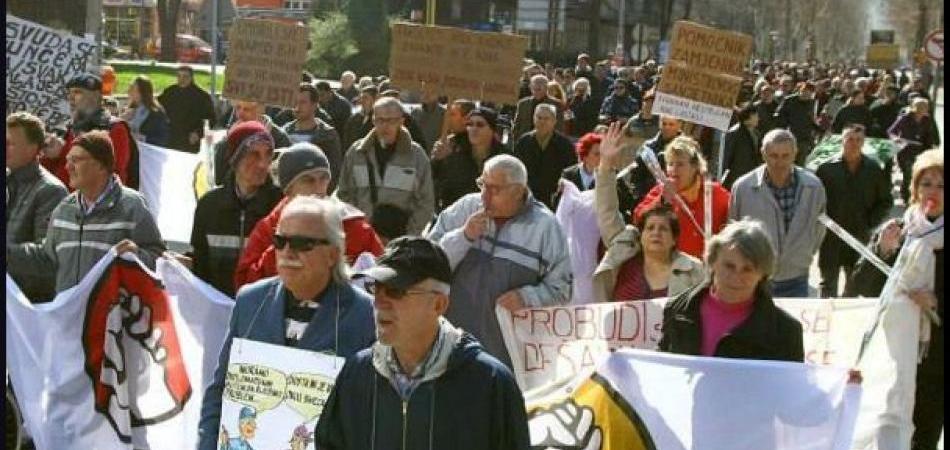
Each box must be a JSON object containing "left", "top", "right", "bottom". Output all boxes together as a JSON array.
[{"left": 592, "top": 164, "right": 705, "bottom": 302}]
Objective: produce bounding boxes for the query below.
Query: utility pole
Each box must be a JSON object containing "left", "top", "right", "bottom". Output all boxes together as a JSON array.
[
  {"left": 211, "top": 0, "right": 218, "bottom": 103},
  {"left": 86, "top": 0, "right": 102, "bottom": 67},
  {"left": 617, "top": 0, "right": 626, "bottom": 65},
  {"left": 784, "top": 0, "right": 792, "bottom": 59}
]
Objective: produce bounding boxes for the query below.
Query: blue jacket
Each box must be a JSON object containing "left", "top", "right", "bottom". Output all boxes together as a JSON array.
[
  {"left": 315, "top": 333, "right": 530, "bottom": 450},
  {"left": 198, "top": 277, "right": 376, "bottom": 450}
]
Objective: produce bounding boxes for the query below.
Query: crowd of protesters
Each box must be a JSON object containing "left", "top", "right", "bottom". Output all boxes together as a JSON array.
[{"left": 6, "top": 50, "right": 944, "bottom": 450}]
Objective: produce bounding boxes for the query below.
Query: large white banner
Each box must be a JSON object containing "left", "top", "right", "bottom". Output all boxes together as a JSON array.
[
  {"left": 6, "top": 14, "right": 98, "bottom": 128},
  {"left": 6, "top": 253, "right": 233, "bottom": 450},
  {"left": 525, "top": 349, "right": 862, "bottom": 450},
  {"left": 137, "top": 141, "right": 203, "bottom": 247},
  {"left": 218, "top": 339, "right": 344, "bottom": 450},
  {"left": 499, "top": 298, "right": 876, "bottom": 391}
]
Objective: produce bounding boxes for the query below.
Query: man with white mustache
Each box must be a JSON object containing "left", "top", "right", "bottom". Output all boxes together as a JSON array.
[{"left": 198, "top": 196, "right": 376, "bottom": 450}]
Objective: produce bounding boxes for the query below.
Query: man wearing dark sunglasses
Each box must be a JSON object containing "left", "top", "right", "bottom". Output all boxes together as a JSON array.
[
  {"left": 198, "top": 196, "right": 376, "bottom": 449},
  {"left": 316, "top": 236, "right": 530, "bottom": 450}
]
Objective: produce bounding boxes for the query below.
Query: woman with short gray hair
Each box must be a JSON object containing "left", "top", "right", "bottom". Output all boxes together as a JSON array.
[{"left": 657, "top": 218, "right": 805, "bottom": 362}]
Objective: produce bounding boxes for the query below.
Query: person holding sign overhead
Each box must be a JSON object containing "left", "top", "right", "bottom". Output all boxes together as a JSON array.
[
  {"left": 632, "top": 135, "right": 731, "bottom": 259},
  {"left": 198, "top": 196, "right": 376, "bottom": 450},
  {"left": 316, "top": 236, "right": 530, "bottom": 450}
]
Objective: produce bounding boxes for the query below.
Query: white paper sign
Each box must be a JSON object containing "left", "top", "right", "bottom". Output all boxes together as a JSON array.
[{"left": 219, "top": 338, "right": 345, "bottom": 450}]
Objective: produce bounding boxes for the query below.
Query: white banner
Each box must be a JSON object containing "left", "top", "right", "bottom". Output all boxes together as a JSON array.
[
  {"left": 525, "top": 349, "right": 862, "bottom": 450},
  {"left": 137, "top": 141, "right": 202, "bottom": 247},
  {"left": 218, "top": 339, "right": 344, "bottom": 450},
  {"left": 6, "top": 14, "right": 98, "bottom": 128},
  {"left": 499, "top": 298, "right": 876, "bottom": 391},
  {"left": 652, "top": 91, "right": 734, "bottom": 131},
  {"left": 6, "top": 253, "right": 233, "bottom": 450}
]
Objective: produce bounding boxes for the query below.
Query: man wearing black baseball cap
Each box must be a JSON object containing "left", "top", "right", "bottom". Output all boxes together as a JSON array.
[
  {"left": 39, "top": 72, "right": 139, "bottom": 190},
  {"left": 315, "top": 236, "right": 530, "bottom": 450}
]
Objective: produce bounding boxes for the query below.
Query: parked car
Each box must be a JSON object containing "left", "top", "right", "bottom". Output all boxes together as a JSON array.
[{"left": 147, "top": 34, "right": 212, "bottom": 63}]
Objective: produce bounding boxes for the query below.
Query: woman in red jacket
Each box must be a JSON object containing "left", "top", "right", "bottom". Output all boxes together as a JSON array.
[
  {"left": 633, "top": 135, "right": 730, "bottom": 258},
  {"left": 234, "top": 143, "right": 383, "bottom": 291}
]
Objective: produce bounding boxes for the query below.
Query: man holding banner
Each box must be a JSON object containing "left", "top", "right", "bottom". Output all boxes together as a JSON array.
[
  {"left": 199, "top": 196, "right": 376, "bottom": 450},
  {"left": 317, "top": 236, "right": 530, "bottom": 450}
]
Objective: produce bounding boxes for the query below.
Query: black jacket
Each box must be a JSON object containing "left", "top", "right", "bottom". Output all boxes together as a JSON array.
[
  {"left": 722, "top": 124, "right": 762, "bottom": 190},
  {"left": 815, "top": 154, "right": 892, "bottom": 244},
  {"left": 137, "top": 108, "right": 171, "bottom": 147},
  {"left": 560, "top": 163, "right": 593, "bottom": 192},
  {"left": 658, "top": 282, "right": 805, "bottom": 362},
  {"left": 157, "top": 83, "right": 216, "bottom": 153},
  {"left": 432, "top": 137, "right": 507, "bottom": 211},
  {"left": 868, "top": 100, "right": 903, "bottom": 138},
  {"left": 775, "top": 94, "right": 818, "bottom": 145},
  {"left": 315, "top": 333, "right": 530, "bottom": 450},
  {"left": 513, "top": 131, "right": 576, "bottom": 211},
  {"left": 754, "top": 99, "right": 780, "bottom": 136},
  {"left": 190, "top": 176, "right": 283, "bottom": 297},
  {"left": 831, "top": 104, "right": 872, "bottom": 134},
  {"left": 569, "top": 95, "right": 599, "bottom": 137}
]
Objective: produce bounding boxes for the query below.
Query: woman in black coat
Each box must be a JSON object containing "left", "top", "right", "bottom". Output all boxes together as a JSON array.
[
  {"left": 658, "top": 219, "right": 804, "bottom": 362},
  {"left": 567, "top": 78, "right": 599, "bottom": 138}
]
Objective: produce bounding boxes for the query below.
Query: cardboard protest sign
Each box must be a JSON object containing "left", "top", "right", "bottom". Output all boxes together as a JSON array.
[
  {"left": 866, "top": 44, "right": 900, "bottom": 69},
  {"left": 654, "top": 21, "right": 753, "bottom": 131},
  {"left": 223, "top": 18, "right": 309, "bottom": 108},
  {"left": 666, "top": 21, "right": 754, "bottom": 76},
  {"left": 6, "top": 14, "right": 98, "bottom": 128},
  {"left": 219, "top": 338, "right": 343, "bottom": 450},
  {"left": 389, "top": 22, "right": 528, "bottom": 104}
]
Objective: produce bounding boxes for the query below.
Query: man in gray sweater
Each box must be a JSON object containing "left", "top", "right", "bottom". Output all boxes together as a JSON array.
[{"left": 728, "top": 129, "right": 826, "bottom": 298}]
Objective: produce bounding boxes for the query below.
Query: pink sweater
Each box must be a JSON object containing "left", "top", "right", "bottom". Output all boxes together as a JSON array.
[{"left": 699, "top": 290, "right": 754, "bottom": 356}]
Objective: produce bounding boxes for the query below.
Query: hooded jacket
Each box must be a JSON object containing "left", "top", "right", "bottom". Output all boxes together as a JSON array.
[{"left": 315, "top": 319, "right": 530, "bottom": 450}]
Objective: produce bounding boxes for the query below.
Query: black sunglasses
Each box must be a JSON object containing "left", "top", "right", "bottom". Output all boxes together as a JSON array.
[
  {"left": 272, "top": 234, "right": 331, "bottom": 252},
  {"left": 364, "top": 281, "right": 439, "bottom": 300}
]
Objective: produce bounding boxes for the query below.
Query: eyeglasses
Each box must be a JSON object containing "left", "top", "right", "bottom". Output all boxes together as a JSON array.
[
  {"left": 373, "top": 116, "right": 403, "bottom": 125},
  {"left": 475, "top": 177, "right": 514, "bottom": 195},
  {"left": 272, "top": 234, "right": 332, "bottom": 252},
  {"left": 364, "top": 281, "right": 440, "bottom": 299}
]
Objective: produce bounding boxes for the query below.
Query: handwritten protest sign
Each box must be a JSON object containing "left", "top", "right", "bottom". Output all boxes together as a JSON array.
[
  {"left": 654, "top": 21, "right": 752, "bottom": 131},
  {"left": 220, "top": 338, "right": 343, "bottom": 449},
  {"left": 389, "top": 22, "right": 529, "bottom": 104},
  {"left": 498, "top": 298, "right": 876, "bottom": 392},
  {"left": 666, "top": 21, "right": 753, "bottom": 76},
  {"left": 223, "top": 18, "right": 308, "bottom": 108},
  {"left": 6, "top": 14, "right": 98, "bottom": 128}
]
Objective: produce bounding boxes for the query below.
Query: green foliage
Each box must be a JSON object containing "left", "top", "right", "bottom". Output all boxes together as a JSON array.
[
  {"left": 344, "top": 0, "right": 391, "bottom": 76},
  {"left": 306, "top": 12, "right": 359, "bottom": 78}
]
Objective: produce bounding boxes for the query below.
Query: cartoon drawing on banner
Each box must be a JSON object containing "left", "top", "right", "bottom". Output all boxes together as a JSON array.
[{"left": 219, "top": 339, "right": 342, "bottom": 449}]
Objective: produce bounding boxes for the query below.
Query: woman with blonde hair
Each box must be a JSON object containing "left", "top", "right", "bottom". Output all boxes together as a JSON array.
[
  {"left": 847, "top": 149, "right": 943, "bottom": 450},
  {"left": 632, "top": 135, "right": 731, "bottom": 258}
]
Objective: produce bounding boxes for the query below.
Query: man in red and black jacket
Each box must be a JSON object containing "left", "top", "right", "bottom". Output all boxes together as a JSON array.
[{"left": 41, "top": 74, "right": 139, "bottom": 190}]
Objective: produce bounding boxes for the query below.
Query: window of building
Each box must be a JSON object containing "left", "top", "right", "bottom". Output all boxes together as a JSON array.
[{"left": 284, "top": 0, "right": 311, "bottom": 10}]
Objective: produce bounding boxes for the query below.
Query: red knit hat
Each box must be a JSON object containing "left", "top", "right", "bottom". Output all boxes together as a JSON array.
[{"left": 226, "top": 121, "right": 273, "bottom": 165}]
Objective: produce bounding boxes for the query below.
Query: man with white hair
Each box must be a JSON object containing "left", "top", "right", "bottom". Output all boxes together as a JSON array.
[
  {"left": 511, "top": 74, "right": 565, "bottom": 142},
  {"left": 427, "top": 154, "right": 572, "bottom": 367},
  {"left": 337, "top": 96, "right": 435, "bottom": 235},
  {"left": 198, "top": 196, "right": 376, "bottom": 450}
]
